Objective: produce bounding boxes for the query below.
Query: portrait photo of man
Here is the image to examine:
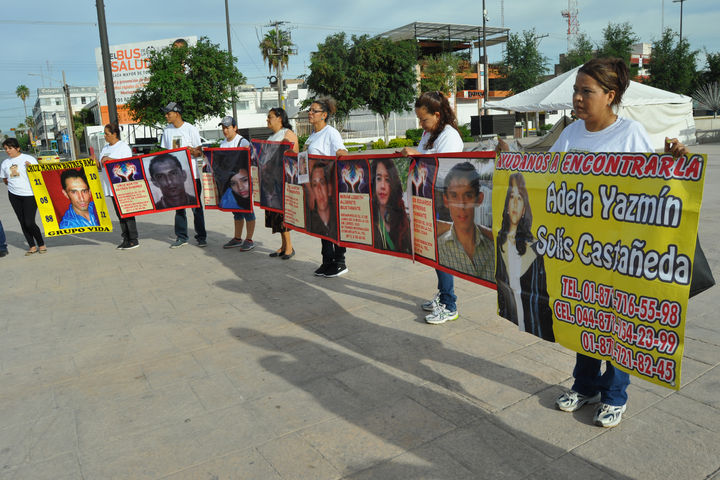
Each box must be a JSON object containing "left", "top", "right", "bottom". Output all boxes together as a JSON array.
[
  {"left": 58, "top": 168, "right": 100, "bottom": 229},
  {"left": 306, "top": 160, "right": 337, "bottom": 240},
  {"left": 147, "top": 152, "right": 197, "bottom": 209}
]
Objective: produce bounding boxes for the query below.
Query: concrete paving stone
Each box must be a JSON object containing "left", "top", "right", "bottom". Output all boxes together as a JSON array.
[
  {"left": 65, "top": 332, "right": 137, "bottom": 374},
  {"left": 684, "top": 323, "right": 720, "bottom": 346},
  {"left": 0, "top": 452, "right": 82, "bottom": 480},
  {"left": 654, "top": 392, "right": 720, "bottom": 433},
  {"left": 299, "top": 396, "right": 456, "bottom": 476},
  {"left": 0, "top": 341, "right": 59, "bottom": 372},
  {"left": 405, "top": 380, "right": 494, "bottom": 426},
  {"left": 511, "top": 339, "right": 577, "bottom": 374},
  {"left": 257, "top": 432, "right": 341, "bottom": 480},
  {"left": 188, "top": 372, "right": 245, "bottom": 412},
  {"left": 441, "top": 328, "right": 526, "bottom": 361},
  {"left": 683, "top": 336, "right": 720, "bottom": 366},
  {"left": 78, "top": 421, "right": 206, "bottom": 480},
  {"left": 247, "top": 388, "right": 341, "bottom": 437},
  {"left": 52, "top": 363, "right": 150, "bottom": 411},
  {"left": 142, "top": 352, "right": 210, "bottom": 389},
  {"left": 74, "top": 381, "right": 206, "bottom": 450},
  {"left": 525, "top": 452, "right": 632, "bottom": 480},
  {"left": 331, "top": 362, "right": 430, "bottom": 408},
  {"left": 0, "top": 386, "right": 55, "bottom": 431},
  {"left": 677, "top": 363, "right": 720, "bottom": 409},
  {"left": 630, "top": 356, "right": 714, "bottom": 397},
  {"left": 573, "top": 405, "right": 720, "bottom": 480},
  {"left": 343, "top": 441, "right": 476, "bottom": 480},
  {"left": 159, "top": 448, "right": 283, "bottom": 480},
  {"left": 192, "top": 335, "right": 279, "bottom": 375},
  {"left": 0, "top": 354, "right": 78, "bottom": 392},
  {"left": 431, "top": 418, "right": 553, "bottom": 479},
  {"left": 0, "top": 409, "right": 76, "bottom": 470}
]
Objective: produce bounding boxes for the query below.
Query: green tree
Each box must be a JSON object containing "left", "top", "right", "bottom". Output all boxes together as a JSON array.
[
  {"left": 15, "top": 123, "right": 29, "bottom": 150},
  {"left": 645, "top": 28, "right": 699, "bottom": 95},
  {"left": 503, "top": 29, "right": 548, "bottom": 94},
  {"left": 558, "top": 32, "right": 595, "bottom": 72},
  {"left": 352, "top": 36, "right": 417, "bottom": 143},
  {"left": 702, "top": 50, "right": 720, "bottom": 84},
  {"left": 16, "top": 85, "right": 30, "bottom": 126},
  {"left": 306, "top": 32, "right": 361, "bottom": 126},
  {"left": 420, "top": 54, "right": 464, "bottom": 95},
  {"left": 259, "top": 28, "right": 294, "bottom": 74},
  {"left": 127, "top": 37, "right": 246, "bottom": 126},
  {"left": 72, "top": 108, "right": 96, "bottom": 152},
  {"left": 598, "top": 22, "right": 638, "bottom": 64}
]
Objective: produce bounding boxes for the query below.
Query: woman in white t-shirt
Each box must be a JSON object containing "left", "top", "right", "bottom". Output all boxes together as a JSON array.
[
  {"left": 304, "top": 96, "right": 349, "bottom": 278},
  {"left": 97, "top": 123, "right": 137, "bottom": 250},
  {"left": 400, "top": 91, "right": 465, "bottom": 325},
  {"left": 0, "top": 138, "right": 45, "bottom": 255},
  {"left": 546, "top": 58, "right": 688, "bottom": 428}
]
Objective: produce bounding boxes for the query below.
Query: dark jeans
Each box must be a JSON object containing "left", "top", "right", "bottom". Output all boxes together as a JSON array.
[
  {"left": 174, "top": 179, "right": 206, "bottom": 242},
  {"left": 0, "top": 218, "right": 7, "bottom": 252},
  {"left": 436, "top": 269, "right": 456, "bottom": 311},
  {"left": 8, "top": 192, "right": 44, "bottom": 248},
  {"left": 571, "top": 353, "right": 630, "bottom": 406},
  {"left": 110, "top": 197, "right": 138, "bottom": 242},
  {"left": 321, "top": 239, "right": 346, "bottom": 266}
]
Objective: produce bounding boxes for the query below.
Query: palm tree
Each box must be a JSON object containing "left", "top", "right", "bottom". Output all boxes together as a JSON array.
[
  {"left": 259, "top": 29, "right": 294, "bottom": 74},
  {"left": 16, "top": 85, "right": 30, "bottom": 123}
]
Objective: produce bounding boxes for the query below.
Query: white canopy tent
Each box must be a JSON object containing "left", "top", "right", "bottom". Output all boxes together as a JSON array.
[{"left": 485, "top": 66, "right": 696, "bottom": 150}]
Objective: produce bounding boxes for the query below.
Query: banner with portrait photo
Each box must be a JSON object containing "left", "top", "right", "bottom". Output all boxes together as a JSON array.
[
  {"left": 493, "top": 151, "right": 707, "bottom": 389},
  {"left": 203, "top": 147, "right": 252, "bottom": 213},
  {"left": 410, "top": 151, "right": 496, "bottom": 287},
  {"left": 335, "top": 154, "right": 413, "bottom": 258},
  {"left": 26, "top": 159, "right": 113, "bottom": 236},
  {"left": 282, "top": 153, "right": 339, "bottom": 242},
  {"left": 251, "top": 139, "right": 293, "bottom": 212},
  {"left": 104, "top": 148, "right": 200, "bottom": 218}
]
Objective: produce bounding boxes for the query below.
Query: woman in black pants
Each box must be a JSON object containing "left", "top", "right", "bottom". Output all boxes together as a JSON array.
[{"left": 1, "top": 138, "right": 46, "bottom": 255}]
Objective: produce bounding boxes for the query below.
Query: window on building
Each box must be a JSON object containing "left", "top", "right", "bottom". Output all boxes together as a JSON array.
[
  {"left": 81, "top": 96, "right": 87, "bottom": 104},
  {"left": 261, "top": 100, "right": 278, "bottom": 111},
  {"left": 55, "top": 99, "right": 61, "bottom": 106},
  {"left": 236, "top": 100, "right": 250, "bottom": 111}
]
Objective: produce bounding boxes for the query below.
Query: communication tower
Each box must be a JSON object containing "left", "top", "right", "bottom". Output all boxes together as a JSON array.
[{"left": 561, "top": 0, "right": 579, "bottom": 51}]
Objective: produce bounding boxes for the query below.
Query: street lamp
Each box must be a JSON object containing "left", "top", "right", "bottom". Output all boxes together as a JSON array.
[{"left": 673, "top": 0, "right": 687, "bottom": 43}]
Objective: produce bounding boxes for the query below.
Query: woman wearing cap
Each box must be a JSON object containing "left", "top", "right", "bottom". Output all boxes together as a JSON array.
[
  {"left": 218, "top": 116, "right": 256, "bottom": 252},
  {"left": 304, "top": 96, "right": 349, "bottom": 278},
  {"left": 266, "top": 107, "right": 299, "bottom": 259}
]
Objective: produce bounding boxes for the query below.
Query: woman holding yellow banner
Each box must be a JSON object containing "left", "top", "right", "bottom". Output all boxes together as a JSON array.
[
  {"left": 1, "top": 138, "right": 46, "bottom": 255},
  {"left": 548, "top": 58, "right": 687, "bottom": 428}
]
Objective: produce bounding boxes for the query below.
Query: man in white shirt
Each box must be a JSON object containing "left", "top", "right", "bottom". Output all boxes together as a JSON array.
[{"left": 160, "top": 102, "right": 207, "bottom": 248}]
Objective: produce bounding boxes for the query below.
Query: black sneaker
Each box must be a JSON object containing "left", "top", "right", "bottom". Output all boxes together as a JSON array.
[
  {"left": 117, "top": 240, "right": 129, "bottom": 250},
  {"left": 123, "top": 240, "right": 140, "bottom": 250},
  {"left": 324, "top": 264, "right": 348, "bottom": 278},
  {"left": 314, "top": 264, "right": 330, "bottom": 277}
]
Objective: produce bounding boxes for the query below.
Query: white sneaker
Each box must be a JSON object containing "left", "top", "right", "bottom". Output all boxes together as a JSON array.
[
  {"left": 555, "top": 390, "right": 601, "bottom": 412},
  {"left": 593, "top": 403, "right": 627, "bottom": 428},
  {"left": 425, "top": 304, "right": 458, "bottom": 324},
  {"left": 421, "top": 292, "right": 441, "bottom": 312}
]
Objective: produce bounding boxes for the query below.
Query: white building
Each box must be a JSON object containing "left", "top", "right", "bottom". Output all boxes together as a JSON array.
[{"left": 32, "top": 86, "right": 98, "bottom": 151}]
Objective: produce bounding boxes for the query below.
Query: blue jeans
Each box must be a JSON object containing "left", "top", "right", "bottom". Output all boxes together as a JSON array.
[
  {"left": 175, "top": 179, "right": 207, "bottom": 242},
  {"left": 571, "top": 353, "right": 630, "bottom": 406},
  {"left": 436, "top": 269, "right": 456, "bottom": 311},
  {"left": 0, "top": 219, "right": 7, "bottom": 252},
  {"left": 233, "top": 211, "right": 256, "bottom": 221}
]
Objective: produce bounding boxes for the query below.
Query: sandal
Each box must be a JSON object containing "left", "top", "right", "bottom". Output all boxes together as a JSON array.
[
  {"left": 38, "top": 247, "right": 48, "bottom": 254},
  {"left": 25, "top": 248, "right": 38, "bottom": 256}
]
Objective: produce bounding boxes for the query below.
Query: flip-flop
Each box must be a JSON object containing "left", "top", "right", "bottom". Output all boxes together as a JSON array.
[
  {"left": 25, "top": 250, "right": 37, "bottom": 256},
  {"left": 38, "top": 247, "right": 48, "bottom": 254}
]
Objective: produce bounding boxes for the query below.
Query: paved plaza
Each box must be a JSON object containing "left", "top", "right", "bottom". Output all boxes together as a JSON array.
[{"left": 1, "top": 145, "right": 719, "bottom": 479}]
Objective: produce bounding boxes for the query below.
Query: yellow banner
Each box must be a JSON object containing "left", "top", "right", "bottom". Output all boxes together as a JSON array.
[
  {"left": 27, "top": 159, "right": 113, "bottom": 236},
  {"left": 493, "top": 151, "right": 706, "bottom": 389}
]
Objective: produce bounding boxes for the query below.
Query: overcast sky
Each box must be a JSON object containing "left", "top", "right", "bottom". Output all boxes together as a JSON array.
[{"left": 2, "top": 0, "right": 718, "bottom": 134}]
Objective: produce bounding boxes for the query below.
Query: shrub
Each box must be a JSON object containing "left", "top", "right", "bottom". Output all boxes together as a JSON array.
[
  {"left": 405, "top": 128, "right": 423, "bottom": 146},
  {"left": 371, "top": 138, "right": 386, "bottom": 149},
  {"left": 388, "top": 138, "right": 414, "bottom": 148},
  {"left": 298, "top": 134, "right": 309, "bottom": 151},
  {"left": 458, "top": 124, "right": 474, "bottom": 142}
]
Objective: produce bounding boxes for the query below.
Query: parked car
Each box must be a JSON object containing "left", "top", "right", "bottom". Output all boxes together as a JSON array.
[
  {"left": 37, "top": 149, "right": 61, "bottom": 164},
  {"left": 130, "top": 137, "right": 159, "bottom": 156}
]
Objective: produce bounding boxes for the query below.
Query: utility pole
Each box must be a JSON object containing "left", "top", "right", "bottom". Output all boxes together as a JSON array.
[
  {"left": 96, "top": 0, "right": 118, "bottom": 125},
  {"left": 225, "top": 0, "right": 237, "bottom": 120},
  {"left": 266, "top": 20, "right": 295, "bottom": 109},
  {"left": 62, "top": 71, "right": 78, "bottom": 161},
  {"left": 673, "top": 0, "right": 687, "bottom": 43},
  {"left": 482, "top": 0, "right": 488, "bottom": 114}
]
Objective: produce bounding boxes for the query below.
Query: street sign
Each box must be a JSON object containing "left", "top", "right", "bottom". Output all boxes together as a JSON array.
[{"left": 62, "top": 134, "right": 70, "bottom": 143}]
